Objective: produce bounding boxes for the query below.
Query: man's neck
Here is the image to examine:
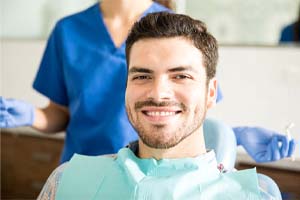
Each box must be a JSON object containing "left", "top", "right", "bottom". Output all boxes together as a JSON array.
[
  {"left": 138, "top": 127, "right": 206, "bottom": 160},
  {"left": 100, "top": 0, "right": 153, "bottom": 21}
]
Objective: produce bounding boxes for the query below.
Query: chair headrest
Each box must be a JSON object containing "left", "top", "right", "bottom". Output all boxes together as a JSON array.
[{"left": 203, "top": 118, "right": 237, "bottom": 171}]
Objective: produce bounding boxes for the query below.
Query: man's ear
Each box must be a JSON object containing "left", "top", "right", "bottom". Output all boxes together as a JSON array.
[{"left": 206, "top": 77, "right": 217, "bottom": 109}]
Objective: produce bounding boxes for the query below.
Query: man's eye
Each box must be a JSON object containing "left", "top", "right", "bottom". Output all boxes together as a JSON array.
[
  {"left": 132, "top": 75, "right": 151, "bottom": 80},
  {"left": 174, "top": 74, "right": 191, "bottom": 79}
]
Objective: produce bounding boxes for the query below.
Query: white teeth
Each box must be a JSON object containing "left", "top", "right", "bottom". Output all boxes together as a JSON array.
[{"left": 146, "top": 111, "right": 176, "bottom": 116}]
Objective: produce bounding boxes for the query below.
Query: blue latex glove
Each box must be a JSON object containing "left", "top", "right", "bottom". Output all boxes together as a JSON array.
[
  {"left": 0, "top": 97, "right": 35, "bottom": 128},
  {"left": 233, "top": 126, "right": 296, "bottom": 163}
]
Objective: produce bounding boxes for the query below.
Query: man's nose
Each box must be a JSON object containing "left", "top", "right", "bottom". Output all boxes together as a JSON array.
[{"left": 146, "top": 77, "right": 174, "bottom": 101}]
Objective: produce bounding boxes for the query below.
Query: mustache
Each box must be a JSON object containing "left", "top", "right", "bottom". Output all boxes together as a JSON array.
[{"left": 134, "top": 100, "right": 187, "bottom": 111}]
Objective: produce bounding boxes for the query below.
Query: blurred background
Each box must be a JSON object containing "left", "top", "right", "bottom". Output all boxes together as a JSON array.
[
  {"left": 1, "top": 0, "right": 299, "bottom": 44},
  {"left": 1, "top": 0, "right": 300, "bottom": 199}
]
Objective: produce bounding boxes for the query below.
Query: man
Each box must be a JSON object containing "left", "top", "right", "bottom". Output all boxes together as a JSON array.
[{"left": 38, "top": 12, "right": 273, "bottom": 199}]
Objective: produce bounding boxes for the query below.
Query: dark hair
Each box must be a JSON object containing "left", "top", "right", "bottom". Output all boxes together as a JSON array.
[
  {"left": 153, "top": 0, "right": 174, "bottom": 10},
  {"left": 126, "top": 12, "right": 218, "bottom": 80}
]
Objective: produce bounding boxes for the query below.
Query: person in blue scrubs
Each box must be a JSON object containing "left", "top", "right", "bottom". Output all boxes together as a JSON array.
[
  {"left": 0, "top": 0, "right": 295, "bottom": 163},
  {"left": 279, "top": 4, "right": 300, "bottom": 43}
]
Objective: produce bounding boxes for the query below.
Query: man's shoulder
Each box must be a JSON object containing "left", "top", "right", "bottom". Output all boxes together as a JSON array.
[
  {"left": 37, "top": 162, "right": 68, "bottom": 200},
  {"left": 222, "top": 168, "right": 259, "bottom": 188},
  {"left": 70, "top": 153, "right": 118, "bottom": 165},
  {"left": 36, "top": 154, "right": 118, "bottom": 200},
  {"left": 223, "top": 169, "right": 277, "bottom": 199}
]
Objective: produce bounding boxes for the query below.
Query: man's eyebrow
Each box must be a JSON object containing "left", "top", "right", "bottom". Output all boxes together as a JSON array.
[
  {"left": 168, "top": 66, "right": 198, "bottom": 73},
  {"left": 128, "top": 67, "right": 154, "bottom": 74}
]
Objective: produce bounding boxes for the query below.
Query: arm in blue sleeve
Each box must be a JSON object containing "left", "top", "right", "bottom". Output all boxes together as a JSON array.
[{"left": 33, "top": 21, "right": 69, "bottom": 106}]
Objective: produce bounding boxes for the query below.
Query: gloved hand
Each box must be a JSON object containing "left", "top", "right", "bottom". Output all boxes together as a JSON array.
[
  {"left": 233, "top": 126, "right": 296, "bottom": 163},
  {"left": 0, "top": 97, "right": 35, "bottom": 128}
]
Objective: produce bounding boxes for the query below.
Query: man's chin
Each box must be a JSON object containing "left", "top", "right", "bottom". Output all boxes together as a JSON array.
[
  {"left": 142, "top": 140, "right": 179, "bottom": 149},
  {"left": 139, "top": 134, "right": 181, "bottom": 149},
  {"left": 142, "top": 127, "right": 177, "bottom": 138}
]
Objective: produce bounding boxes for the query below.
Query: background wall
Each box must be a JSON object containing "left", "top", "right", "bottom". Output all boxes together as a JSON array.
[
  {"left": 185, "top": 0, "right": 300, "bottom": 45},
  {"left": 1, "top": 0, "right": 299, "bottom": 45},
  {"left": 0, "top": 0, "right": 97, "bottom": 39},
  {"left": 207, "top": 46, "right": 300, "bottom": 170}
]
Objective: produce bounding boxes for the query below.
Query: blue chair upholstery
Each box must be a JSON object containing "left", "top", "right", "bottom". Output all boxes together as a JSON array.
[
  {"left": 258, "top": 173, "right": 282, "bottom": 200},
  {"left": 203, "top": 118, "right": 282, "bottom": 200},
  {"left": 203, "top": 118, "right": 237, "bottom": 171}
]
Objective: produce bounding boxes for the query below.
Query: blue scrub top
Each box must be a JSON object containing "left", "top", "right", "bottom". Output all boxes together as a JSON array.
[
  {"left": 33, "top": 2, "right": 170, "bottom": 163},
  {"left": 279, "top": 23, "right": 300, "bottom": 42},
  {"left": 279, "top": 24, "right": 292, "bottom": 42},
  {"left": 33, "top": 2, "right": 223, "bottom": 163}
]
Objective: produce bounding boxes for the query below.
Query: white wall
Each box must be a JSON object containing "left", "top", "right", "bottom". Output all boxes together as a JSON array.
[
  {"left": 206, "top": 45, "right": 300, "bottom": 170},
  {"left": 1, "top": 0, "right": 299, "bottom": 45},
  {"left": 1, "top": 40, "right": 49, "bottom": 107},
  {"left": 1, "top": 0, "right": 97, "bottom": 39},
  {"left": 186, "top": 0, "right": 300, "bottom": 45},
  {"left": 208, "top": 46, "right": 300, "bottom": 137},
  {"left": 1, "top": 40, "right": 300, "bottom": 168}
]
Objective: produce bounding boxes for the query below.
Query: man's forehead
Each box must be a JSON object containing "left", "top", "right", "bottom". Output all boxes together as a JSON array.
[
  {"left": 129, "top": 37, "right": 204, "bottom": 74},
  {"left": 132, "top": 36, "right": 193, "bottom": 49}
]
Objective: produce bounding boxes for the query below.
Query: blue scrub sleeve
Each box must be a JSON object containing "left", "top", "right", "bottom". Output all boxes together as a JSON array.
[
  {"left": 33, "top": 22, "right": 69, "bottom": 106},
  {"left": 279, "top": 25, "right": 292, "bottom": 42}
]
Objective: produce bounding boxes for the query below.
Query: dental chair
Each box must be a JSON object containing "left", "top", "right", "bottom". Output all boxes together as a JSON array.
[{"left": 203, "top": 118, "right": 282, "bottom": 200}]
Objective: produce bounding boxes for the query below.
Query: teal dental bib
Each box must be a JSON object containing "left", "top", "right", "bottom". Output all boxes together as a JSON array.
[{"left": 56, "top": 148, "right": 261, "bottom": 200}]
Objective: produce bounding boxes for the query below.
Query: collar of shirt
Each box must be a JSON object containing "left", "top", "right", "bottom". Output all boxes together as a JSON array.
[{"left": 119, "top": 141, "right": 219, "bottom": 183}]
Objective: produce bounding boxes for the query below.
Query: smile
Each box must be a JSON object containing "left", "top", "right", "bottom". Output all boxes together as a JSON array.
[
  {"left": 144, "top": 111, "right": 176, "bottom": 116},
  {"left": 140, "top": 107, "right": 182, "bottom": 123},
  {"left": 143, "top": 111, "right": 180, "bottom": 116}
]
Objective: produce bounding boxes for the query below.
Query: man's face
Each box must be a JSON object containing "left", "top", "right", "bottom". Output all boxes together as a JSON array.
[{"left": 126, "top": 37, "right": 216, "bottom": 149}]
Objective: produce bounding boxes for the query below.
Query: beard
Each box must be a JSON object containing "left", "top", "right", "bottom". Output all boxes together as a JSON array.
[{"left": 126, "top": 98, "right": 207, "bottom": 149}]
